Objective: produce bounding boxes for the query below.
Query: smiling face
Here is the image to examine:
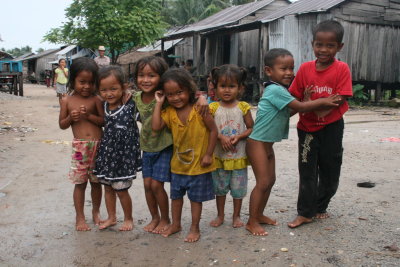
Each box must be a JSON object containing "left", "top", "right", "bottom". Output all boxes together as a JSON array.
[
  {"left": 73, "top": 70, "right": 95, "bottom": 97},
  {"left": 137, "top": 64, "right": 161, "bottom": 94},
  {"left": 98, "top": 75, "right": 124, "bottom": 110},
  {"left": 312, "top": 31, "right": 343, "bottom": 69},
  {"left": 264, "top": 55, "right": 294, "bottom": 87},
  {"left": 163, "top": 80, "right": 190, "bottom": 109},
  {"left": 216, "top": 75, "right": 241, "bottom": 104}
]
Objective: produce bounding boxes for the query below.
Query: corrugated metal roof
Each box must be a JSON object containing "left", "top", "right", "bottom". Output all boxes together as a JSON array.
[
  {"left": 137, "top": 38, "right": 183, "bottom": 52},
  {"left": 23, "top": 49, "right": 59, "bottom": 60},
  {"left": 56, "top": 45, "right": 77, "bottom": 55},
  {"left": 260, "top": 0, "right": 347, "bottom": 22},
  {"left": 164, "top": 0, "right": 276, "bottom": 39},
  {"left": 11, "top": 52, "right": 35, "bottom": 62}
]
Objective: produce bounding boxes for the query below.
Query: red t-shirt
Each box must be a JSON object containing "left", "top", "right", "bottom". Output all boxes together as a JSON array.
[{"left": 289, "top": 59, "right": 353, "bottom": 132}]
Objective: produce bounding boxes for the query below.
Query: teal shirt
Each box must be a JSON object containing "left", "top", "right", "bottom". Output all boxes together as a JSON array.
[
  {"left": 134, "top": 92, "right": 173, "bottom": 152},
  {"left": 249, "top": 83, "right": 295, "bottom": 142}
]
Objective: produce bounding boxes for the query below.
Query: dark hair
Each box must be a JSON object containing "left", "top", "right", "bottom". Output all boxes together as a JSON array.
[
  {"left": 67, "top": 57, "right": 99, "bottom": 93},
  {"left": 160, "top": 68, "right": 197, "bottom": 104},
  {"left": 211, "top": 64, "right": 247, "bottom": 88},
  {"left": 98, "top": 65, "right": 126, "bottom": 89},
  {"left": 312, "top": 20, "right": 344, "bottom": 43},
  {"left": 264, "top": 48, "right": 293, "bottom": 67},
  {"left": 58, "top": 58, "right": 66, "bottom": 64},
  {"left": 133, "top": 56, "right": 168, "bottom": 90}
]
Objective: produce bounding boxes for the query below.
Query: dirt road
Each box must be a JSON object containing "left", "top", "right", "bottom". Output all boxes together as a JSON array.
[{"left": 0, "top": 85, "right": 399, "bottom": 266}]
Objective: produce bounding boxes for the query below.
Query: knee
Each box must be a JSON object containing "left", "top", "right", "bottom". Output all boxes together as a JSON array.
[
  {"left": 116, "top": 189, "right": 129, "bottom": 199},
  {"left": 75, "top": 182, "right": 88, "bottom": 190},
  {"left": 151, "top": 180, "right": 163, "bottom": 193},
  {"left": 256, "top": 177, "right": 276, "bottom": 192}
]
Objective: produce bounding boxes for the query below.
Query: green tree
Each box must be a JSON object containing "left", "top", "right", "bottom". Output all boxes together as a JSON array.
[
  {"left": 1, "top": 46, "right": 32, "bottom": 57},
  {"left": 36, "top": 48, "right": 45, "bottom": 53},
  {"left": 43, "top": 0, "right": 165, "bottom": 63}
]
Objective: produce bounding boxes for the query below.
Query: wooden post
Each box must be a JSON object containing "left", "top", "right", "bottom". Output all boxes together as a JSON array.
[
  {"left": 375, "top": 82, "right": 382, "bottom": 103},
  {"left": 18, "top": 73, "right": 23, "bottom": 96},
  {"left": 13, "top": 75, "right": 18, "bottom": 96}
]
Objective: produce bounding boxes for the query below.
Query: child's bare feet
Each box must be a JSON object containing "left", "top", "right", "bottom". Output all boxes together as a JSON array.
[
  {"left": 184, "top": 226, "right": 200, "bottom": 243},
  {"left": 119, "top": 219, "right": 134, "bottom": 231},
  {"left": 161, "top": 224, "right": 182, "bottom": 238},
  {"left": 210, "top": 216, "right": 224, "bottom": 227},
  {"left": 143, "top": 218, "right": 159, "bottom": 232},
  {"left": 99, "top": 218, "right": 117, "bottom": 230},
  {"left": 232, "top": 216, "right": 245, "bottom": 228},
  {"left": 76, "top": 217, "right": 91, "bottom": 231},
  {"left": 287, "top": 216, "right": 312, "bottom": 228},
  {"left": 315, "top": 213, "right": 330, "bottom": 219},
  {"left": 246, "top": 221, "right": 267, "bottom": 236},
  {"left": 92, "top": 211, "right": 102, "bottom": 226},
  {"left": 152, "top": 219, "right": 170, "bottom": 234},
  {"left": 258, "top": 215, "right": 278, "bottom": 225}
]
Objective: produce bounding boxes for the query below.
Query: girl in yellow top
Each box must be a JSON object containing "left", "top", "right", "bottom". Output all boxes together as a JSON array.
[
  {"left": 208, "top": 65, "right": 254, "bottom": 228},
  {"left": 54, "top": 58, "right": 69, "bottom": 102},
  {"left": 152, "top": 68, "right": 218, "bottom": 243}
]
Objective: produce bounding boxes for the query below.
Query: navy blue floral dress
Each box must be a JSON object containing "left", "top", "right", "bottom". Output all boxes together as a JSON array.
[{"left": 94, "top": 98, "right": 142, "bottom": 191}]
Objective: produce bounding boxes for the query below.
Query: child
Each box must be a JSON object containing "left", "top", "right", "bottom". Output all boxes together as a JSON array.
[
  {"left": 94, "top": 66, "right": 142, "bottom": 231},
  {"left": 246, "top": 48, "right": 342, "bottom": 236},
  {"left": 59, "top": 57, "right": 104, "bottom": 231},
  {"left": 132, "top": 56, "right": 172, "bottom": 233},
  {"left": 54, "top": 58, "right": 69, "bottom": 102},
  {"left": 152, "top": 68, "right": 218, "bottom": 242},
  {"left": 288, "top": 20, "right": 353, "bottom": 228},
  {"left": 208, "top": 64, "right": 254, "bottom": 228}
]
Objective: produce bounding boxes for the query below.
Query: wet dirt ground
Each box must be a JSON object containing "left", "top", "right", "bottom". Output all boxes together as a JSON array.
[{"left": 0, "top": 85, "right": 399, "bottom": 266}]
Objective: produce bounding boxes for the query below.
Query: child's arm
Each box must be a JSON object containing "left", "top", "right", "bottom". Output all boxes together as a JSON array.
[
  {"left": 152, "top": 90, "right": 167, "bottom": 131},
  {"left": 201, "top": 112, "right": 218, "bottom": 167},
  {"left": 230, "top": 110, "right": 254, "bottom": 146},
  {"left": 288, "top": 94, "right": 341, "bottom": 113},
  {"left": 59, "top": 97, "right": 79, "bottom": 129},
  {"left": 53, "top": 70, "right": 58, "bottom": 88},
  {"left": 79, "top": 97, "right": 105, "bottom": 126},
  {"left": 195, "top": 94, "right": 209, "bottom": 117}
]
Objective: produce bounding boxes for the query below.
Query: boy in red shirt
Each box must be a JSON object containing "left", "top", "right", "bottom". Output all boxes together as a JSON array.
[{"left": 288, "top": 20, "right": 353, "bottom": 228}]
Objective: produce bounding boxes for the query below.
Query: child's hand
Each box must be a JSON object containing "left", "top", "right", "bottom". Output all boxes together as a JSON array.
[
  {"left": 71, "top": 109, "right": 80, "bottom": 122},
  {"left": 155, "top": 90, "right": 165, "bottom": 103},
  {"left": 122, "top": 90, "right": 132, "bottom": 104},
  {"left": 303, "top": 85, "right": 314, "bottom": 102},
  {"left": 200, "top": 154, "right": 213, "bottom": 167},
  {"left": 219, "top": 135, "right": 235, "bottom": 152},
  {"left": 230, "top": 135, "right": 240, "bottom": 147},
  {"left": 323, "top": 94, "right": 341, "bottom": 107},
  {"left": 80, "top": 105, "right": 88, "bottom": 119},
  {"left": 195, "top": 94, "right": 209, "bottom": 117}
]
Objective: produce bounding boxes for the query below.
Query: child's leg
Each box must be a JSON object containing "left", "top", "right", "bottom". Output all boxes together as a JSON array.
[
  {"left": 288, "top": 130, "right": 319, "bottom": 228},
  {"left": 99, "top": 185, "right": 117, "bottom": 229},
  {"left": 116, "top": 189, "right": 133, "bottom": 231},
  {"left": 73, "top": 182, "right": 90, "bottom": 231},
  {"left": 246, "top": 139, "right": 277, "bottom": 236},
  {"left": 90, "top": 181, "right": 102, "bottom": 225},
  {"left": 143, "top": 177, "right": 160, "bottom": 232},
  {"left": 210, "top": 195, "right": 226, "bottom": 227},
  {"left": 185, "top": 201, "right": 202, "bottom": 242},
  {"left": 151, "top": 180, "right": 170, "bottom": 234},
  {"left": 316, "top": 119, "right": 344, "bottom": 218},
  {"left": 232, "top": 198, "right": 244, "bottom": 228},
  {"left": 162, "top": 198, "right": 183, "bottom": 237}
]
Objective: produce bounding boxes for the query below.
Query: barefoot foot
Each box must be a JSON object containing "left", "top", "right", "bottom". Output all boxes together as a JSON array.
[
  {"left": 119, "top": 219, "right": 134, "bottom": 231},
  {"left": 287, "top": 216, "right": 312, "bottom": 228},
  {"left": 152, "top": 219, "right": 171, "bottom": 234},
  {"left": 315, "top": 213, "right": 330, "bottom": 219},
  {"left": 184, "top": 227, "right": 200, "bottom": 243},
  {"left": 143, "top": 218, "right": 160, "bottom": 233},
  {"left": 246, "top": 221, "right": 268, "bottom": 236},
  {"left": 99, "top": 218, "right": 117, "bottom": 230},
  {"left": 258, "top": 215, "right": 278, "bottom": 225},
  {"left": 76, "top": 218, "right": 91, "bottom": 231},
  {"left": 161, "top": 224, "right": 182, "bottom": 238},
  {"left": 210, "top": 216, "right": 224, "bottom": 227},
  {"left": 232, "top": 216, "right": 245, "bottom": 228}
]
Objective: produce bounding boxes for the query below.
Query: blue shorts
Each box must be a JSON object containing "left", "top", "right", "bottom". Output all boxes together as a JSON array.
[
  {"left": 170, "top": 172, "right": 215, "bottom": 202},
  {"left": 142, "top": 146, "right": 172, "bottom": 183}
]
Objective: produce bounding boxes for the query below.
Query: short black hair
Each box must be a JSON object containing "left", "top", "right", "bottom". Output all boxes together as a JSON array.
[
  {"left": 133, "top": 56, "right": 168, "bottom": 89},
  {"left": 98, "top": 65, "right": 126, "bottom": 91},
  {"left": 67, "top": 57, "right": 98, "bottom": 93},
  {"left": 210, "top": 64, "right": 247, "bottom": 87},
  {"left": 264, "top": 48, "right": 293, "bottom": 67},
  {"left": 160, "top": 68, "right": 197, "bottom": 104},
  {"left": 312, "top": 20, "right": 344, "bottom": 43}
]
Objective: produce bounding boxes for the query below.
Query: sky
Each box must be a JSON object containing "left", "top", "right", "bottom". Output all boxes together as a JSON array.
[{"left": 0, "top": 0, "right": 72, "bottom": 52}]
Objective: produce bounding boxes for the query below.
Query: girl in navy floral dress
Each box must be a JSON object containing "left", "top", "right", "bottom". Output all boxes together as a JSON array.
[{"left": 94, "top": 66, "right": 142, "bottom": 231}]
